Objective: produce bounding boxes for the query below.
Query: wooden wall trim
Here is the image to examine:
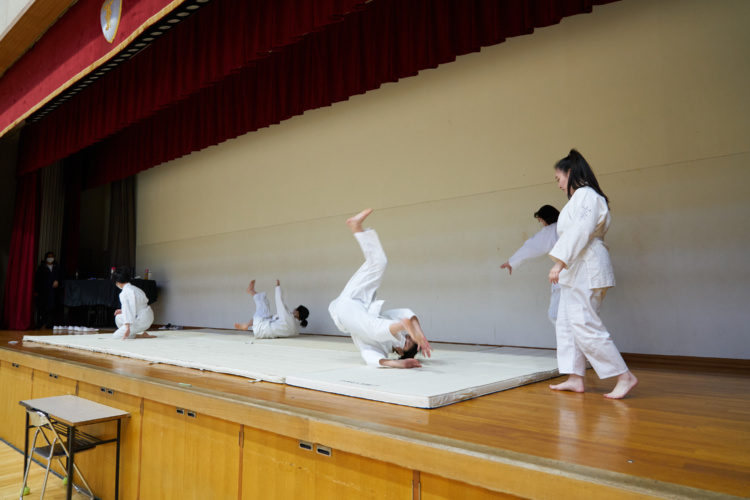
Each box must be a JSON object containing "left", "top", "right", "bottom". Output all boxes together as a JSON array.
[{"left": 621, "top": 352, "right": 750, "bottom": 372}]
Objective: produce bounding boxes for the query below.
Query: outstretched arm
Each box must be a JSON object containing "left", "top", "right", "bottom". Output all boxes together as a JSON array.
[
  {"left": 506, "top": 225, "right": 558, "bottom": 273},
  {"left": 274, "top": 280, "right": 287, "bottom": 312}
]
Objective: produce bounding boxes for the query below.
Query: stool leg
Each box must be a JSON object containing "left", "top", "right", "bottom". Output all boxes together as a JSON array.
[
  {"left": 39, "top": 444, "right": 55, "bottom": 500},
  {"left": 19, "top": 429, "right": 40, "bottom": 499}
]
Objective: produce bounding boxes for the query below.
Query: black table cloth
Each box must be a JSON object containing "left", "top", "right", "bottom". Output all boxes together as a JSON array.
[{"left": 62, "top": 279, "right": 158, "bottom": 308}]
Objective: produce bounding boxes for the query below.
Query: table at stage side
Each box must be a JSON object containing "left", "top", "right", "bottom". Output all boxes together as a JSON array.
[
  {"left": 20, "top": 395, "right": 130, "bottom": 500},
  {"left": 62, "top": 279, "right": 157, "bottom": 327},
  {"left": 62, "top": 279, "right": 158, "bottom": 308}
]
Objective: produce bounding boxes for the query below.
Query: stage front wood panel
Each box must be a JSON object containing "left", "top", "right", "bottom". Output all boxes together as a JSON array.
[
  {"left": 421, "top": 472, "right": 523, "bottom": 500},
  {"left": 1, "top": 336, "right": 748, "bottom": 500},
  {"left": 140, "top": 399, "right": 241, "bottom": 499},
  {"left": 242, "top": 425, "right": 414, "bottom": 499},
  {"left": 0, "top": 362, "right": 33, "bottom": 449},
  {"left": 75, "top": 382, "right": 143, "bottom": 500}
]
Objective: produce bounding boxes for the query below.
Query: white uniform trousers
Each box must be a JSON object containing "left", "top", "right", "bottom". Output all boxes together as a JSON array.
[
  {"left": 113, "top": 307, "right": 154, "bottom": 340},
  {"left": 548, "top": 283, "right": 561, "bottom": 325},
  {"left": 329, "top": 229, "right": 400, "bottom": 345},
  {"left": 253, "top": 292, "right": 272, "bottom": 325},
  {"left": 555, "top": 264, "right": 627, "bottom": 379}
]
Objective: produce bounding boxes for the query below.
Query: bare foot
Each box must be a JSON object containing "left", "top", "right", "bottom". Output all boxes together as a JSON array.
[
  {"left": 346, "top": 208, "right": 373, "bottom": 233},
  {"left": 550, "top": 374, "right": 585, "bottom": 393},
  {"left": 135, "top": 332, "right": 157, "bottom": 339},
  {"left": 235, "top": 321, "right": 251, "bottom": 331},
  {"left": 604, "top": 371, "right": 638, "bottom": 399},
  {"left": 246, "top": 280, "right": 256, "bottom": 295}
]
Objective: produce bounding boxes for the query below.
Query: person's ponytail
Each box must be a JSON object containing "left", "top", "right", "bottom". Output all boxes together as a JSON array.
[
  {"left": 555, "top": 149, "right": 609, "bottom": 206},
  {"left": 296, "top": 305, "right": 310, "bottom": 328}
]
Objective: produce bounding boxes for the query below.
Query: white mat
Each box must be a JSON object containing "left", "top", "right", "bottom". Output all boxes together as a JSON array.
[
  {"left": 286, "top": 347, "right": 559, "bottom": 408},
  {"left": 23, "top": 331, "right": 558, "bottom": 408}
]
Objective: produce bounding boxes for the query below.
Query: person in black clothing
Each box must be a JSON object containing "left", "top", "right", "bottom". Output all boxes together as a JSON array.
[{"left": 34, "top": 251, "right": 62, "bottom": 329}]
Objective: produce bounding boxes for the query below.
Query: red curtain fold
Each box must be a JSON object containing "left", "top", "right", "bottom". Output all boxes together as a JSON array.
[
  {"left": 0, "top": 0, "right": 184, "bottom": 137},
  {"left": 17, "top": 0, "right": 618, "bottom": 179},
  {"left": 17, "top": 0, "right": 370, "bottom": 176},
  {"left": 74, "top": 0, "right": 618, "bottom": 188},
  {"left": 61, "top": 159, "right": 83, "bottom": 278},
  {"left": 2, "top": 172, "right": 39, "bottom": 330}
]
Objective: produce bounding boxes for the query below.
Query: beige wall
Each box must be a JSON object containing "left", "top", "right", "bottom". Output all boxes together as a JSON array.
[{"left": 136, "top": 0, "right": 750, "bottom": 358}]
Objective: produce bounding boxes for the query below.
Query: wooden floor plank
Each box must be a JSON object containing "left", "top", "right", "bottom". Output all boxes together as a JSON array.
[{"left": 0, "top": 441, "right": 88, "bottom": 500}]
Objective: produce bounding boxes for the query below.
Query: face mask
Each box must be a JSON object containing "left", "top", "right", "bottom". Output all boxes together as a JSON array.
[{"left": 47, "top": 257, "right": 54, "bottom": 263}]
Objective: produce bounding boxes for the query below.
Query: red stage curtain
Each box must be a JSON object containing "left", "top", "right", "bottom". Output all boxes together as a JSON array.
[
  {"left": 17, "top": 0, "right": 619, "bottom": 183},
  {"left": 0, "top": 0, "right": 184, "bottom": 137},
  {"left": 17, "top": 0, "right": 369, "bottom": 176},
  {"left": 60, "top": 158, "right": 83, "bottom": 277},
  {"left": 2, "top": 172, "right": 39, "bottom": 330}
]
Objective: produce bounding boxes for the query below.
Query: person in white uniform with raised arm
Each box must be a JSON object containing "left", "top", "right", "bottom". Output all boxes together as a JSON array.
[
  {"left": 500, "top": 205, "right": 561, "bottom": 324},
  {"left": 113, "top": 267, "right": 156, "bottom": 340},
  {"left": 329, "top": 208, "right": 432, "bottom": 368},
  {"left": 547, "top": 149, "right": 638, "bottom": 399},
  {"left": 234, "top": 279, "right": 309, "bottom": 338}
]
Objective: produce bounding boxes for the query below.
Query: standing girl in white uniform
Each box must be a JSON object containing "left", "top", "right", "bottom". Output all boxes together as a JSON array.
[
  {"left": 500, "top": 205, "right": 561, "bottom": 324},
  {"left": 328, "top": 209, "right": 432, "bottom": 368},
  {"left": 234, "top": 279, "right": 309, "bottom": 338},
  {"left": 547, "top": 150, "right": 637, "bottom": 399},
  {"left": 113, "top": 267, "right": 156, "bottom": 340}
]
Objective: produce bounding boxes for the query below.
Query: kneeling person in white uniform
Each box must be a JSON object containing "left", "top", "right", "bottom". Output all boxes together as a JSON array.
[
  {"left": 329, "top": 208, "right": 432, "bottom": 368},
  {"left": 234, "top": 279, "right": 309, "bottom": 338},
  {"left": 113, "top": 267, "right": 156, "bottom": 340}
]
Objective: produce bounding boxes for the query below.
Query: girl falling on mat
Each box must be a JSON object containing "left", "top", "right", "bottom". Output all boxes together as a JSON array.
[
  {"left": 234, "top": 280, "right": 309, "bottom": 339},
  {"left": 500, "top": 204, "right": 561, "bottom": 324},
  {"left": 113, "top": 267, "right": 156, "bottom": 340},
  {"left": 547, "top": 149, "right": 637, "bottom": 399},
  {"left": 328, "top": 208, "right": 432, "bottom": 368}
]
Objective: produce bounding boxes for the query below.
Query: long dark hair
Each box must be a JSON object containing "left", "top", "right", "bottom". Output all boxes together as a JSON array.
[{"left": 554, "top": 149, "right": 609, "bottom": 206}]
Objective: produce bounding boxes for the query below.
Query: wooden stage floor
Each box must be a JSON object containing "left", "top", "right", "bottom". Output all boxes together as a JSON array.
[{"left": 1, "top": 329, "right": 748, "bottom": 499}]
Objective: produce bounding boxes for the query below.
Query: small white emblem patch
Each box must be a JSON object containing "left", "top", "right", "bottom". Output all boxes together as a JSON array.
[{"left": 101, "top": 0, "right": 122, "bottom": 43}]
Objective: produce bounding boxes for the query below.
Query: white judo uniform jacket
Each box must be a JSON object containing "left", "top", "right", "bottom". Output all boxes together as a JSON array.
[
  {"left": 114, "top": 283, "right": 154, "bottom": 339},
  {"left": 549, "top": 186, "right": 626, "bottom": 379},
  {"left": 549, "top": 187, "right": 614, "bottom": 289},
  {"left": 252, "top": 285, "right": 301, "bottom": 339},
  {"left": 508, "top": 223, "right": 560, "bottom": 323}
]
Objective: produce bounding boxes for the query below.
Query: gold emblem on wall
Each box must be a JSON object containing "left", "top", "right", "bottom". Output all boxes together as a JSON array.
[{"left": 101, "top": 0, "right": 122, "bottom": 43}]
